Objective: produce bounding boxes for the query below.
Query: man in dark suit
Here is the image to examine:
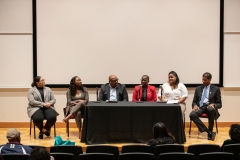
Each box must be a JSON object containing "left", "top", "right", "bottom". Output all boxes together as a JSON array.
[
  {"left": 98, "top": 75, "right": 129, "bottom": 101},
  {"left": 189, "top": 72, "right": 222, "bottom": 140}
]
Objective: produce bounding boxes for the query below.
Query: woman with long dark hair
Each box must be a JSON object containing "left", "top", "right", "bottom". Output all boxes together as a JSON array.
[
  {"left": 62, "top": 76, "right": 89, "bottom": 138},
  {"left": 158, "top": 71, "right": 188, "bottom": 114},
  {"left": 27, "top": 76, "right": 58, "bottom": 139},
  {"left": 148, "top": 122, "right": 175, "bottom": 148}
]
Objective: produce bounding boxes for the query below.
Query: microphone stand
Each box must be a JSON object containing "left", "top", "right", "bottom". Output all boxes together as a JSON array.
[{"left": 94, "top": 87, "right": 100, "bottom": 103}]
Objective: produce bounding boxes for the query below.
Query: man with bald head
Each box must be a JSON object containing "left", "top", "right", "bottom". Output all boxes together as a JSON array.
[{"left": 98, "top": 75, "right": 129, "bottom": 101}]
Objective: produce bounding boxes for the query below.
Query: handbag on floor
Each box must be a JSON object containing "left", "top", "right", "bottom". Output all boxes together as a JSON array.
[{"left": 54, "top": 135, "right": 75, "bottom": 146}]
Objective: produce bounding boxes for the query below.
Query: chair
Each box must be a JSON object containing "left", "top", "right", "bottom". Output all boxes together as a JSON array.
[
  {"left": 25, "top": 145, "right": 46, "bottom": 149},
  {"left": 30, "top": 118, "right": 56, "bottom": 139},
  {"left": 121, "top": 145, "right": 154, "bottom": 154},
  {"left": 119, "top": 153, "right": 154, "bottom": 160},
  {"left": 187, "top": 144, "right": 220, "bottom": 160},
  {"left": 2, "top": 154, "right": 29, "bottom": 160},
  {"left": 223, "top": 144, "right": 240, "bottom": 160},
  {"left": 50, "top": 145, "right": 83, "bottom": 160},
  {"left": 154, "top": 144, "right": 184, "bottom": 160},
  {"left": 158, "top": 152, "right": 194, "bottom": 160},
  {"left": 198, "top": 152, "right": 234, "bottom": 160},
  {"left": 86, "top": 145, "right": 119, "bottom": 160},
  {"left": 189, "top": 113, "right": 218, "bottom": 135},
  {"left": 79, "top": 153, "right": 114, "bottom": 160},
  {"left": 50, "top": 153, "right": 75, "bottom": 160}
]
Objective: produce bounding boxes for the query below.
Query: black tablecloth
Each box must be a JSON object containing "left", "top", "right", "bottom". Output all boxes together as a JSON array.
[{"left": 81, "top": 102, "right": 186, "bottom": 144}]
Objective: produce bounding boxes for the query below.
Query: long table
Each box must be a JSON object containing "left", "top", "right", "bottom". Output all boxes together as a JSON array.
[{"left": 81, "top": 102, "right": 186, "bottom": 144}]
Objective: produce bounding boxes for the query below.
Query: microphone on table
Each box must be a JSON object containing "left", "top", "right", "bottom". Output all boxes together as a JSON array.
[
  {"left": 96, "top": 87, "right": 98, "bottom": 101},
  {"left": 94, "top": 87, "right": 100, "bottom": 103},
  {"left": 159, "top": 85, "right": 163, "bottom": 101},
  {"left": 137, "top": 85, "right": 142, "bottom": 102}
]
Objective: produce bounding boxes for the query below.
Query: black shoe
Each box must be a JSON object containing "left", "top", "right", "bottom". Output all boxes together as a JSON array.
[
  {"left": 44, "top": 131, "right": 50, "bottom": 137},
  {"left": 38, "top": 132, "right": 43, "bottom": 139},
  {"left": 208, "top": 132, "right": 216, "bottom": 141},
  {"left": 211, "top": 132, "right": 216, "bottom": 141}
]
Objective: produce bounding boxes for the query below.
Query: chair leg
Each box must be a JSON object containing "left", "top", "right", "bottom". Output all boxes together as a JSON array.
[
  {"left": 189, "top": 120, "right": 192, "bottom": 135},
  {"left": 183, "top": 114, "right": 185, "bottom": 130},
  {"left": 215, "top": 120, "right": 218, "bottom": 133},
  {"left": 30, "top": 119, "right": 32, "bottom": 136},
  {"left": 54, "top": 123, "right": 56, "bottom": 137},
  {"left": 34, "top": 123, "right": 36, "bottom": 139},
  {"left": 67, "top": 121, "right": 69, "bottom": 137}
]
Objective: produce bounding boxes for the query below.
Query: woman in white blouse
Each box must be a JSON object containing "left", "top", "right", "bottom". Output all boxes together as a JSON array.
[{"left": 158, "top": 71, "right": 188, "bottom": 114}]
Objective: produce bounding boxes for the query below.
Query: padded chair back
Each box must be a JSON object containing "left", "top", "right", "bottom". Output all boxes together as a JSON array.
[
  {"left": 79, "top": 153, "right": 114, "bottom": 160},
  {"left": 2, "top": 154, "right": 29, "bottom": 160},
  {"left": 154, "top": 144, "right": 184, "bottom": 160},
  {"left": 119, "top": 153, "right": 154, "bottom": 160},
  {"left": 223, "top": 144, "right": 240, "bottom": 160},
  {"left": 198, "top": 152, "right": 234, "bottom": 160},
  {"left": 121, "top": 145, "right": 154, "bottom": 154},
  {"left": 86, "top": 145, "right": 119, "bottom": 160},
  {"left": 25, "top": 145, "right": 46, "bottom": 149},
  {"left": 187, "top": 144, "right": 220, "bottom": 160},
  {"left": 50, "top": 153, "right": 75, "bottom": 160},
  {"left": 50, "top": 145, "right": 83, "bottom": 160},
  {"left": 158, "top": 152, "right": 194, "bottom": 160}
]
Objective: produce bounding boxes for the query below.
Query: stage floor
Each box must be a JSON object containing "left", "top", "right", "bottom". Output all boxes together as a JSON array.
[{"left": 0, "top": 127, "right": 229, "bottom": 152}]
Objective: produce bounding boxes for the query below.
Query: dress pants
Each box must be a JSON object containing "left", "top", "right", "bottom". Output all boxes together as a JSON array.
[
  {"left": 31, "top": 108, "right": 57, "bottom": 131},
  {"left": 69, "top": 102, "right": 85, "bottom": 129},
  {"left": 189, "top": 104, "right": 216, "bottom": 132}
]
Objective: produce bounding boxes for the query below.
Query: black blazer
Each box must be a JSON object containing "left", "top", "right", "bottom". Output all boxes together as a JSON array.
[
  {"left": 98, "top": 83, "right": 129, "bottom": 101},
  {"left": 192, "top": 84, "right": 222, "bottom": 119}
]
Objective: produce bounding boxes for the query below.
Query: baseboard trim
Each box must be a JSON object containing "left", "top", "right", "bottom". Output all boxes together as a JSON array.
[{"left": 0, "top": 122, "right": 236, "bottom": 128}]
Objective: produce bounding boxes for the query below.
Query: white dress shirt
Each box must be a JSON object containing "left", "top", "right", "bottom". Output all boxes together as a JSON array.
[
  {"left": 158, "top": 82, "right": 188, "bottom": 114},
  {"left": 109, "top": 85, "right": 117, "bottom": 101}
]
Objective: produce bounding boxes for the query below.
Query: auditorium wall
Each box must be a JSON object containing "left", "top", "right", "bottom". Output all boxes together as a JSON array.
[{"left": 0, "top": 0, "right": 240, "bottom": 123}]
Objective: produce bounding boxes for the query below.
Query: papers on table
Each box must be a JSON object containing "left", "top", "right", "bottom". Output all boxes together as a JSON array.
[{"left": 167, "top": 100, "right": 179, "bottom": 104}]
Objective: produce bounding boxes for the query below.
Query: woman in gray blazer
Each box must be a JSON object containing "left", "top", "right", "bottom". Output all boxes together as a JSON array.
[
  {"left": 27, "top": 76, "right": 58, "bottom": 139},
  {"left": 62, "top": 76, "right": 89, "bottom": 139}
]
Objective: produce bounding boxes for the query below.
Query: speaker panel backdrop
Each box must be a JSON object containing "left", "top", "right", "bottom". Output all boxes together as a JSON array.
[{"left": 36, "top": 0, "right": 222, "bottom": 86}]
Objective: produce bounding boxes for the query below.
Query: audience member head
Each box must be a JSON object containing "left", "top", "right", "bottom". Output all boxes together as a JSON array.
[
  {"left": 29, "top": 148, "right": 54, "bottom": 160},
  {"left": 31, "top": 76, "right": 45, "bottom": 88},
  {"left": 168, "top": 71, "right": 179, "bottom": 88},
  {"left": 69, "top": 76, "right": 83, "bottom": 96},
  {"left": 229, "top": 124, "right": 240, "bottom": 142},
  {"left": 152, "top": 122, "right": 175, "bottom": 142},
  {"left": 202, "top": 72, "right": 212, "bottom": 86},
  {"left": 140, "top": 75, "right": 149, "bottom": 88},
  {"left": 6, "top": 128, "right": 21, "bottom": 143},
  {"left": 109, "top": 75, "right": 119, "bottom": 88}
]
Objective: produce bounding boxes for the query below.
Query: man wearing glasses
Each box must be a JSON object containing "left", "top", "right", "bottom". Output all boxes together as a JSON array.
[{"left": 98, "top": 75, "right": 129, "bottom": 101}]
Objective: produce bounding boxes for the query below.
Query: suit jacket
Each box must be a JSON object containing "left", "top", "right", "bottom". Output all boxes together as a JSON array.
[
  {"left": 132, "top": 85, "right": 157, "bottom": 102},
  {"left": 65, "top": 87, "right": 89, "bottom": 116},
  {"left": 27, "top": 86, "right": 58, "bottom": 118},
  {"left": 192, "top": 84, "right": 222, "bottom": 119},
  {"left": 98, "top": 83, "right": 129, "bottom": 101}
]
